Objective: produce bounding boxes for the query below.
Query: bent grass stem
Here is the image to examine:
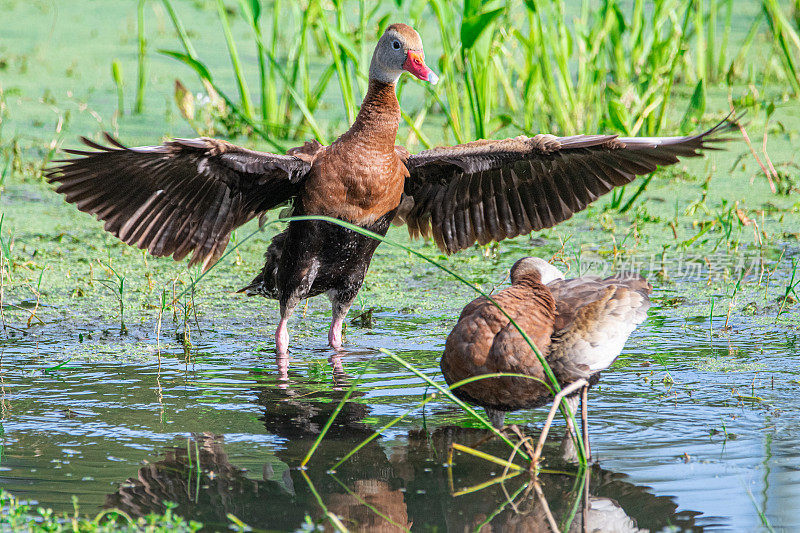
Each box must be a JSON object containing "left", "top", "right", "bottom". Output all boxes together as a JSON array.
[
  {"left": 300, "top": 471, "right": 347, "bottom": 532},
  {"left": 300, "top": 360, "right": 371, "bottom": 468}
]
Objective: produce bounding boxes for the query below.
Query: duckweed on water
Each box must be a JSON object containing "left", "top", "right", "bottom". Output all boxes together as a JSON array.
[{"left": 692, "top": 357, "right": 767, "bottom": 373}]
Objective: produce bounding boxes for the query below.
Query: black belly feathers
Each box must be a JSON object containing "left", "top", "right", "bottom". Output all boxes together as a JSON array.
[{"left": 239, "top": 207, "right": 395, "bottom": 303}]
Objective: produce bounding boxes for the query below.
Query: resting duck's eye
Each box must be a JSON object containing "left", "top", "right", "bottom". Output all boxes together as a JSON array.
[{"left": 392, "top": 40, "right": 401, "bottom": 50}]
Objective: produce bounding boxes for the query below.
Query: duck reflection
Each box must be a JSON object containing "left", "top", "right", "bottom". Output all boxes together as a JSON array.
[
  {"left": 104, "top": 381, "right": 701, "bottom": 532},
  {"left": 403, "top": 427, "right": 701, "bottom": 532},
  {"left": 256, "top": 379, "right": 411, "bottom": 531},
  {"left": 104, "top": 432, "right": 275, "bottom": 526}
]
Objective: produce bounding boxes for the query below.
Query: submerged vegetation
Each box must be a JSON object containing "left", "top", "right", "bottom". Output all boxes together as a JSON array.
[{"left": 0, "top": 0, "right": 799, "bottom": 530}]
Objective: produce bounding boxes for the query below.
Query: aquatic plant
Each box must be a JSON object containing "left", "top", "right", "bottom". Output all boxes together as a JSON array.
[
  {"left": 135, "top": 0, "right": 147, "bottom": 115},
  {"left": 148, "top": 0, "right": 795, "bottom": 154},
  {"left": 111, "top": 60, "right": 124, "bottom": 117},
  {"left": 96, "top": 259, "right": 128, "bottom": 335},
  {"left": 778, "top": 258, "right": 799, "bottom": 315},
  {"left": 0, "top": 490, "right": 207, "bottom": 532},
  {"left": 761, "top": 0, "right": 800, "bottom": 94}
]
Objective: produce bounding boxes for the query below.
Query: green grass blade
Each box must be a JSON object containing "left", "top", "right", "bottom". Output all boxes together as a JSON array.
[
  {"left": 0, "top": 214, "right": 12, "bottom": 261},
  {"left": 762, "top": 0, "right": 800, "bottom": 93},
  {"left": 215, "top": 0, "right": 254, "bottom": 119},
  {"left": 300, "top": 472, "right": 347, "bottom": 532},
  {"left": 719, "top": 0, "right": 733, "bottom": 76},
  {"left": 238, "top": 0, "right": 269, "bottom": 124},
  {"left": 267, "top": 0, "right": 280, "bottom": 127},
  {"left": 331, "top": 371, "right": 549, "bottom": 470},
  {"left": 111, "top": 59, "right": 124, "bottom": 116},
  {"left": 460, "top": 7, "right": 504, "bottom": 50},
  {"left": 451, "top": 442, "right": 524, "bottom": 471},
  {"left": 401, "top": 106, "right": 432, "bottom": 149},
  {"left": 300, "top": 360, "right": 371, "bottom": 467},
  {"left": 559, "top": 465, "right": 588, "bottom": 532},
  {"left": 429, "top": 0, "right": 465, "bottom": 142},
  {"left": 618, "top": 173, "right": 655, "bottom": 214},
  {"left": 264, "top": 51, "right": 329, "bottom": 143},
  {"left": 159, "top": 50, "right": 213, "bottom": 81},
  {"left": 655, "top": 0, "right": 693, "bottom": 134},
  {"left": 331, "top": 393, "right": 439, "bottom": 470},
  {"left": 679, "top": 79, "right": 706, "bottom": 135},
  {"left": 474, "top": 480, "right": 528, "bottom": 528},
  {"left": 159, "top": 50, "right": 287, "bottom": 151},
  {"left": 319, "top": 15, "right": 357, "bottom": 124},
  {"left": 695, "top": 0, "right": 707, "bottom": 83},
  {"left": 135, "top": 0, "right": 146, "bottom": 114},
  {"left": 381, "top": 347, "right": 527, "bottom": 459},
  {"left": 160, "top": 0, "right": 198, "bottom": 58}
]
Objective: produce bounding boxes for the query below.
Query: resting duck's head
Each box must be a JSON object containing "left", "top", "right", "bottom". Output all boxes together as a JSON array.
[
  {"left": 510, "top": 257, "right": 566, "bottom": 285},
  {"left": 369, "top": 23, "right": 439, "bottom": 86}
]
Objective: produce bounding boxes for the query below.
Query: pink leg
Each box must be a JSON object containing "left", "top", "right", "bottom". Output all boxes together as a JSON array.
[
  {"left": 275, "top": 317, "right": 289, "bottom": 355},
  {"left": 329, "top": 352, "right": 346, "bottom": 388},
  {"left": 275, "top": 351, "right": 289, "bottom": 383},
  {"left": 328, "top": 316, "right": 344, "bottom": 350},
  {"left": 531, "top": 379, "right": 588, "bottom": 465},
  {"left": 581, "top": 385, "right": 591, "bottom": 462}
]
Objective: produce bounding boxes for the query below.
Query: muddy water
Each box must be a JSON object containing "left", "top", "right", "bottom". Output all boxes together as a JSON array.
[{"left": 1, "top": 275, "right": 798, "bottom": 532}]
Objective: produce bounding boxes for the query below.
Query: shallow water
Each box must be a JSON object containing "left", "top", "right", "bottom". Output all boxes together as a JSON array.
[{"left": 1, "top": 272, "right": 799, "bottom": 532}]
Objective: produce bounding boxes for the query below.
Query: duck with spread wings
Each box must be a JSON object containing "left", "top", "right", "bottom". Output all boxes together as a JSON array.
[{"left": 47, "top": 23, "right": 732, "bottom": 355}]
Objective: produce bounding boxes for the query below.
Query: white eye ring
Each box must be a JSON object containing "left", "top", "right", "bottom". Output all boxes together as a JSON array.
[{"left": 392, "top": 40, "right": 401, "bottom": 50}]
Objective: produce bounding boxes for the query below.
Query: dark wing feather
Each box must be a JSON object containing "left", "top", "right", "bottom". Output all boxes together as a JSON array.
[
  {"left": 46, "top": 134, "right": 318, "bottom": 270},
  {"left": 402, "top": 115, "right": 735, "bottom": 253}
]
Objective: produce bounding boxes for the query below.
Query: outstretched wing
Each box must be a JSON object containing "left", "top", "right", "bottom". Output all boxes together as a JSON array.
[
  {"left": 400, "top": 116, "right": 734, "bottom": 253},
  {"left": 46, "top": 134, "right": 319, "bottom": 270}
]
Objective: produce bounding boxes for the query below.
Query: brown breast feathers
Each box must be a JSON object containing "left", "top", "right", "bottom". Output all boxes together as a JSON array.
[
  {"left": 301, "top": 80, "right": 408, "bottom": 225},
  {"left": 440, "top": 270, "right": 557, "bottom": 411}
]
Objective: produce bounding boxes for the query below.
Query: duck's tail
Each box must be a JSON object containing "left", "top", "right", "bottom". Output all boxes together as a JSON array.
[{"left": 237, "top": 229, "right": 288, "bottom": 299}]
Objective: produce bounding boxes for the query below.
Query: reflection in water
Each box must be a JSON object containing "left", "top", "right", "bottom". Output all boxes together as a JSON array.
[
  {"left": 275, "top": 351, "right": 346, "bottom": 383},
  {"left": 105, "top": 383, "right": 700, "bottom": 531},
  {"left": 105, "top": 433, "right": 266, "bottom": 524},
  {"left": 2, "top": 294, "right": 798, "bottom": 529}
]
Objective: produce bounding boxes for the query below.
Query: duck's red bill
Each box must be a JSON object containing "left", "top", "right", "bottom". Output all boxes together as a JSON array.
[{"left": 404, "top": 50, "right": 439, "bottom": 85}]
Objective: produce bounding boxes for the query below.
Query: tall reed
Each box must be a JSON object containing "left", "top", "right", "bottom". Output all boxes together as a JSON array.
[
  {"left": 149, "top": 0, "right": 787, "bottom": 151},
  {"left": 762, "top": 0, "right": 800, "bottom": 94},
  {"left": 135, "top": 0, "right": 147, "bottom": 114}
]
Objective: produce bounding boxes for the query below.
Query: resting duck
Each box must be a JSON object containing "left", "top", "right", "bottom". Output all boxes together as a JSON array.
[
  {"left": 49, "top": 23, "right": 721, "bottom": 355},
  {"left": 440, "top": 257, "right": 651, "bottom": 458}
]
